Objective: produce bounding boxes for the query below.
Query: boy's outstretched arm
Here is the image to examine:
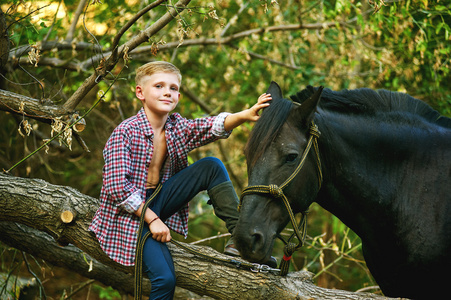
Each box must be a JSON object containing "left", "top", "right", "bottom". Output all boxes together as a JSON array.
[{"left": 224, "top": 93, "right": 272, "bottom": 131}]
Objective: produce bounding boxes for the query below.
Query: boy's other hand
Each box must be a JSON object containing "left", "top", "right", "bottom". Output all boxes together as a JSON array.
[{"left": 150, "top": 219, "right": 172, "bottom": 242}]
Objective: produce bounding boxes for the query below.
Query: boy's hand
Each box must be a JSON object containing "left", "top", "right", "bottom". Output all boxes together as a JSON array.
[
  {"left": 150, "top": 219, "right": 172, "bottom": 243},
  {"left": 223, "top": 93, "right": 272, "bottom": 131},
  {"left": 246, "top": 93, "right": 272, "bottom": 122}
]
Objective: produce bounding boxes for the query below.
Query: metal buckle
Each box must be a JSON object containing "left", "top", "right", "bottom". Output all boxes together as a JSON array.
[{"left": 251, "top": 263, "right": 281, "bottom": 274}]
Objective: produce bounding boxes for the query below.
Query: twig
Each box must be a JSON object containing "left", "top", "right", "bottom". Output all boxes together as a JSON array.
[
  {"left": 312, "top": 243, "right": 362, "bottom": 279},
  {"left": 17, "top": 64, "right": 45, "bottom": 99},
  {"left": 22, "top": 252, "right": 47, "bottom": 300},
  {"left": 43, "top": 0, "right": 63, "bottom": 43},
  {"left": 65, "top": 0, "right": 88, "bottom": 41},
  {"left": 189, "top": 233, "right": 231, "bottom": 245},
  {"left": 0, "top": 262, "right": 21, "bottom": 297},
  {"left": 82, "top": 1, "right": 103, "bottom": 62},
  {"left": 73, "top": 131, "right": 90, "bottom": 152},
  {"left": 63, "top": 279, "right": 95, "bottom": 299},
  {"left": 180, "top": 85, "right": 212, "bottom": 113},
  {"left": 6, "top": 4, "right": 51, "bottom": 32},
  {"left": 220, "top": 2, "right": 249, "bottom": 37},
  {"left": 111, "top": 0, "right": 166, "bottom": 63}
]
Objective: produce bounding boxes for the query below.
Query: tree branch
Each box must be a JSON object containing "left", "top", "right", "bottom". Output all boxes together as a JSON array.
[
  {"left": 9, "top": 41, "right": 104, "bottom": 61},
  {"left": 80, "top": 21, "right": 345, "bottom": 69},
  {"left": 65, "top": 0, "right": 88, "bottom": 42},
  {"left": 17, "top": 56, "right": 81, "bottom": 71},
  {"left": 0, "top": 89, "right": 85, "bottom": 129},
  {"left": 111, "top": 0, "right": 166, "bottom": 63},
  {"left": 10, "top": 20, "right": 344, "bottom": 73}
]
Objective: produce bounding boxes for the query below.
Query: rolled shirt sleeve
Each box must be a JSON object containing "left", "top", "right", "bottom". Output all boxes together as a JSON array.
[
  {"left": 119, "top": 190, "right": 143, "bottom": 213},
  {"left": 212, "top": 112, "right": 232, "bottom": 137}
]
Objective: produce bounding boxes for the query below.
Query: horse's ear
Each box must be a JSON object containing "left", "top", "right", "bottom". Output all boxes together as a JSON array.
[
  {"left": 296, "top": 86, "right": 324, "bottom": 125},
  {"left": 266, "top": 81, "right": 283, "bottom": 101}
]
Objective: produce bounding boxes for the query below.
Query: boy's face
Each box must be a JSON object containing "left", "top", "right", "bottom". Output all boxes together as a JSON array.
[{"left": 136, "top": 72, "right": 181, "bottom": 117}]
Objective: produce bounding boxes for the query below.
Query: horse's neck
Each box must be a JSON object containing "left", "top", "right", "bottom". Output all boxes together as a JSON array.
[{"left": 314, "top": 114, "right": 450, "bottom": 239}]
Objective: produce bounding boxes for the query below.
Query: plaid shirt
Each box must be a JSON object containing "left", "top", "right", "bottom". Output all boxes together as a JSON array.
[{"left": 89, "top": 108, "right": 231, "bottom": 266}]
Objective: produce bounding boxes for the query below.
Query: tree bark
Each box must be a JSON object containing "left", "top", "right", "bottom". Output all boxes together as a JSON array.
[
  {"left": 0, "top": 173, "right": 405, "bottom": 299},
  {"left": 0, "top": 89, "right": 82, "bottom": 123}
]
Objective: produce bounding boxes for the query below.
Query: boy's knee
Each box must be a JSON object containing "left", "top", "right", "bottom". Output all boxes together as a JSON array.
[
  {"left": 199, "top": 156, "right": 223, "bottom": 167},
  {"left": 195, "top": 157, "right": 230, "bottom": 188},
  {"left": 209, "top": 157, "right": 229, "bottom": 174},
  {"left": 206, "top": 157, "right": 227, "bottom": 170}
]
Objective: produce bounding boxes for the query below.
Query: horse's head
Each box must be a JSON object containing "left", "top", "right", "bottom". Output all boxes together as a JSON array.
[{"left": 234, "top": 82, "right": 323, "bottom": 265}]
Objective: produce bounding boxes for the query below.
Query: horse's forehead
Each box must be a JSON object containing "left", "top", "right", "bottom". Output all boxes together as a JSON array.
[
  {"left": 252, "top": 124, "right": 305, "bottom": 166},
  {"left": 248, "top": 146, "right": 278, "bottom": 177},
  {"left": 278, "top": 121, "right": 307, "bottom": 143}
]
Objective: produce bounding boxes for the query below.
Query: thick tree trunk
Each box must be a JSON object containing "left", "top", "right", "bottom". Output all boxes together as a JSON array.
[{"left": 0, "top": 173, "right": 403, "bottom": 299}]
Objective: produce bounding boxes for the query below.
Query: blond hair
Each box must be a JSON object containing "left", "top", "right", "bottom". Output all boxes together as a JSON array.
[{"left": 135, "top": 61, "right": 182, "bottom": 86}]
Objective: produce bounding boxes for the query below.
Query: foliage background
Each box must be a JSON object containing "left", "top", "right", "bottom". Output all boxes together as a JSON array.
[{"left": 0, "top": 0, "right": 450, "bottom": 298}]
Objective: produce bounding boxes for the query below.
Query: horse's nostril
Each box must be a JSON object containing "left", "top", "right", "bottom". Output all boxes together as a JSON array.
[{"left": 251, "top": 231, "right": 265, "bottom": 253}]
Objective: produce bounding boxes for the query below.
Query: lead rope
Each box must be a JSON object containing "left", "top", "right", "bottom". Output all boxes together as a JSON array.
[
  {"left": 240, "top": 122, "right": 322, "bottom": 276},
  {"left": 134, "top": 184, "right": 162, "bottom": 300}
]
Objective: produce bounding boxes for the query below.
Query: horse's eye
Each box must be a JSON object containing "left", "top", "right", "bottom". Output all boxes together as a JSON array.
[{"left": 285, "top": 153, "right": 298, "bottom": 163}]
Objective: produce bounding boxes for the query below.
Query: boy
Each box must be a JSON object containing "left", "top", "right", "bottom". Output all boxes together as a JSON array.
[{"left": 89, "top": 61, "right": 271, "bottom": 299}]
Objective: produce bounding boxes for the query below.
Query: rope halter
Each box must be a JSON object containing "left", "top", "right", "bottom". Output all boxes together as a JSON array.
[{"left": 239, "top": 122, "right": 322, "bottom": 276}]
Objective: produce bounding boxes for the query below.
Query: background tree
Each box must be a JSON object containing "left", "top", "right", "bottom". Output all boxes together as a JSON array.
[{"left": 0, "top": 0, "right": 449, "bottom": 298}]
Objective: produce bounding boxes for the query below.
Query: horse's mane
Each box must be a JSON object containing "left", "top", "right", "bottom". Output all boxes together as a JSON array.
[
  {"left": 246, "top": 85, "right": 451, "bottom": 166},
  {"left": 245, "top": 96, "right": 293, "bottom": 167},
  {"left": 291, "top": 86, "right": 451, "bottom": 128}
]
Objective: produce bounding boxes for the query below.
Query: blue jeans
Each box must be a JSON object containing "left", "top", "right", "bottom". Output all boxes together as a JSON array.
[{"left": 140, "top": 157, "right": 230, "bottom": 299}]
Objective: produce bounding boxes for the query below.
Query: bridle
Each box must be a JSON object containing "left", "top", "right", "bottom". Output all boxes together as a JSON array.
[{"left": 239, "top": 122, "right": 323, "bottom": 275}]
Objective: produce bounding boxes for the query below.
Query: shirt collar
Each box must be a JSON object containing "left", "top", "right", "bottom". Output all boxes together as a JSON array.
[
  {"left": 136, "top": 108, "right": 175, "bottom": 136},
  {"left": 166, "top": 115, "right": 175, "bottom": 130},
  {"left": 136, "top": 108, "right": 153, "bottom": 137}
]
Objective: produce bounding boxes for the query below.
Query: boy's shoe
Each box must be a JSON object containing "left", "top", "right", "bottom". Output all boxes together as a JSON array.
[{"left": 224, "top": 238, "right": 240, "bottom": 256}]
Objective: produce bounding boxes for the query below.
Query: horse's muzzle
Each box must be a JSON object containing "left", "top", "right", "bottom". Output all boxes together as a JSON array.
[{"left": 234, "top": 221, "right": 276, "bottom": 264}]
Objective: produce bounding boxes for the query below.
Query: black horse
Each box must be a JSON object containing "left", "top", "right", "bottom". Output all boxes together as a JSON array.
[{"left": 234, "top": 82, "right": 451, "bottom": 299}]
